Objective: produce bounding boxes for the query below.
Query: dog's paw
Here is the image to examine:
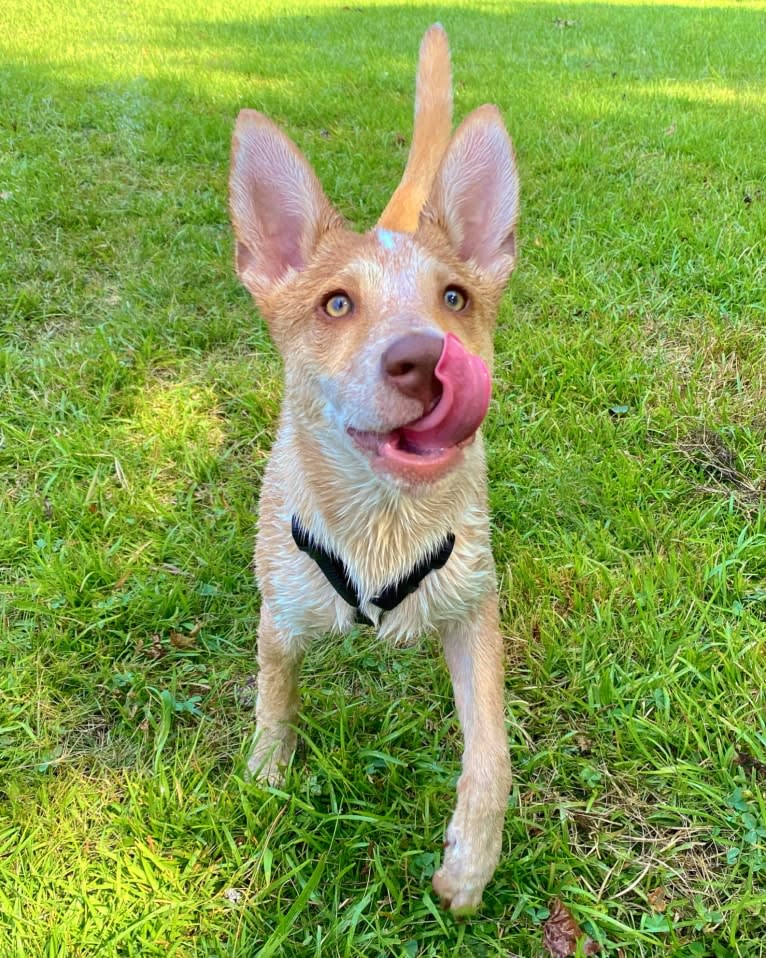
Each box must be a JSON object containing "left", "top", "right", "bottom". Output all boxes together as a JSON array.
[
  {"left": 245, "top": 729, "right": 296, "bottom": 785},
  {"left": 431, "top": 809, "right": 504, "bottom": 914},
  {"left": 432, "top": 861, "right": 485, "bottom": 914}
]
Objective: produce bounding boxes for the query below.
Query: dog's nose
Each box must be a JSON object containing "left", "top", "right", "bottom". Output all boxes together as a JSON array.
[{"left": 382, "top": 332, "right": 444, "bottom": 410}]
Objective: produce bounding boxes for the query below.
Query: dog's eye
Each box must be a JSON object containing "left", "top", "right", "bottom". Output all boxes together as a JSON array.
[
  {"left": 443, "top": 286, "right": 467, "bottom": 311},
  {"left": 322, "top": 292, "right": 353, "bottom": 318}
]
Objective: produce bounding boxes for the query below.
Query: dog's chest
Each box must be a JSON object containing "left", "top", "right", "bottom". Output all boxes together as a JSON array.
[{"left": 264, "top": 508, "right": 494, "bottom": 644}]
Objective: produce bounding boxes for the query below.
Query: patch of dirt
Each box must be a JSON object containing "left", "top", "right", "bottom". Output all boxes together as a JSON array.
[{"left": 677, "top": 426, "right": 764, "bottom": 515}]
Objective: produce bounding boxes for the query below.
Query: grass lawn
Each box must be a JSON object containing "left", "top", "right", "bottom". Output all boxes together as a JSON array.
[{"left": 2, "top": 0, "right": 766, "bottom": 953}]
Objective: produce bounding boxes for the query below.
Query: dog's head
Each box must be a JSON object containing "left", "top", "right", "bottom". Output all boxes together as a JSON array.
[{"left": 229, "top": 27, "right": 519, "bottom": 487}]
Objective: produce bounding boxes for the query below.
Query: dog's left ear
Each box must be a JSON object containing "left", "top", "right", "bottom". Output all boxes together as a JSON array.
[{"left": 421, "top": 104, "right": 519, "bottom": 285}]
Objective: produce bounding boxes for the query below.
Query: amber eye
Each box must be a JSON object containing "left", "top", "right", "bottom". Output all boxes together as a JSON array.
[
  {"left": 322, "top": 291, "right": 353, "bottom": 318},
  {"left": 443, "top": 286, "right": 467, "bottom": 311}
]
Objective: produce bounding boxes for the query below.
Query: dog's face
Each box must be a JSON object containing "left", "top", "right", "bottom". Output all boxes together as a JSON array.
[{"left": 230, "top": 106, "right": 519, "bottom": 486}]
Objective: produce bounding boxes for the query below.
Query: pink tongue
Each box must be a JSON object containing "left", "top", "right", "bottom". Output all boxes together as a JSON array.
[{"left": 401, "top": 333, "right": 491, "bottom": 451}]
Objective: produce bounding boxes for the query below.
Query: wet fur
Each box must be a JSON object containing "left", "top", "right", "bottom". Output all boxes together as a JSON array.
[{"left": 229, "top": 25, "right": 520, "bottom": 912}]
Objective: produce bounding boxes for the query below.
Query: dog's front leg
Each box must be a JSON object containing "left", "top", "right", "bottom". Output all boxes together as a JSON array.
[
  {"left": 247, "top": 602, "right": 305, "bottom": 785},
  {"left": 432, "top": 591, "right": 511, "bottom": 913}
]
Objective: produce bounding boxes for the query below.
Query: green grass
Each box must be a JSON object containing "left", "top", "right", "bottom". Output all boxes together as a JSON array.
[{"left": 2, "top": 0, "right": 766, "bottom": 953}]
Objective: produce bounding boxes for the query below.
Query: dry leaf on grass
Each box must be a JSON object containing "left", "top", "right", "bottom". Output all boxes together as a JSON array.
[
  {"left": 138, "top": 633, "right": 165, "bottom": 659},
  {"left": 170, "top": 621, "right": 202, "bottom": 649},
  {"left": 543, "top": 900, "right": 600, "bottom": 957},
  {"left": 647, "top": 886, "right": 667, "bottom": 913}
]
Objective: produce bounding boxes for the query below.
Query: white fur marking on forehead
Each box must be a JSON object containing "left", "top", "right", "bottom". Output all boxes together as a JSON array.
[
  {"left": 350, "top": 239, "right": 434, "bottom": 305},
  {"left": 376, "top": 228, "right": 400, "bottom": 251}
]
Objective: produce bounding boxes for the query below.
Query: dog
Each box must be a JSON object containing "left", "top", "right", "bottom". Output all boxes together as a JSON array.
[{"left": 228, "top": 24, "right": 519, "bottom": 912}]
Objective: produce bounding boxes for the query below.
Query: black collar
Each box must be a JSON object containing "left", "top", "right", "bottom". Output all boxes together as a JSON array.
[{"left": 291, "top": 515, "right": 455, "bottom": 626}]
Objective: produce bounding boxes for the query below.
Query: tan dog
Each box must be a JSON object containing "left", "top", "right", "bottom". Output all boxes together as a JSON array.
[{"left": 229, "top": 25, "right": 519, "bottom": 912}]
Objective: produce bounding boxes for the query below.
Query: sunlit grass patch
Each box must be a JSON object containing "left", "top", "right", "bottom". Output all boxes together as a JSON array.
[{"left": 126, "top": 380, "right": 225, "bottom": 479}]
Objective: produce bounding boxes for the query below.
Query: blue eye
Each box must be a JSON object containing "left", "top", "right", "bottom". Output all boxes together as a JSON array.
[{"left": 323, "top": 292, "right": 353, "bottom": 318}]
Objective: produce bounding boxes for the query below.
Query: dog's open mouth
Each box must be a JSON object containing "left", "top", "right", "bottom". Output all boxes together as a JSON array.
[{"left": 348, "top": 333, "right": 491, "bottom": 481}]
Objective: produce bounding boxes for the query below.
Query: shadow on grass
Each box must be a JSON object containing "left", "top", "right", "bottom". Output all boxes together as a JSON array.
[
  {"left": 3, "top": 2, "right": 763, "bottom": 333},
  {"left": 3, "top": 2, "right": 765, "bottom": 193}
]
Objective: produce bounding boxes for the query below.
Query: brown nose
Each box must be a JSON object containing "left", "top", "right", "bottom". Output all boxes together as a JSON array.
[{"left": 382, "top": 332, "right": 444, "bottom": 411}]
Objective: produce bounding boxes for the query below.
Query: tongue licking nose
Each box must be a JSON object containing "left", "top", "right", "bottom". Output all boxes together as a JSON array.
[{"left": 394, "top": 332, "right": 491, "bottom": 451}]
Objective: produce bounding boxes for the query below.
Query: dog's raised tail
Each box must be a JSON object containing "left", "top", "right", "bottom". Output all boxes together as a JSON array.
[{"left": 377, "top": 24, "right": 452, "bottom": 233}]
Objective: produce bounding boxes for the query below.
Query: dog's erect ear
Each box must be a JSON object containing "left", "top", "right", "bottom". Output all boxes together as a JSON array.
[
  {"left": 421, "top": 104, "right": 519, "bottom": 285},
  {"left": 229, "top": 110, "right": 344, "bottom": 301}
]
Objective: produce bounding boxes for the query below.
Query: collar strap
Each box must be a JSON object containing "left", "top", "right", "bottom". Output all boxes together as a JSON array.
[{"left": 291, "top": 515, "right": 455, "bottom": 626}]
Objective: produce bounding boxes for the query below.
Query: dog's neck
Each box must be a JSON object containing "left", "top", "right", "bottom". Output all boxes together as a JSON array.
[{"left": 277, "top": 404, "right": 486, "bottom": 590}]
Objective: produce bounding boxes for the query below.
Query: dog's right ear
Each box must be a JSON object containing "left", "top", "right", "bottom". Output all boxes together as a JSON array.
[{"left": 229, "top": 110, "right": 344, "bottom": 302}]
